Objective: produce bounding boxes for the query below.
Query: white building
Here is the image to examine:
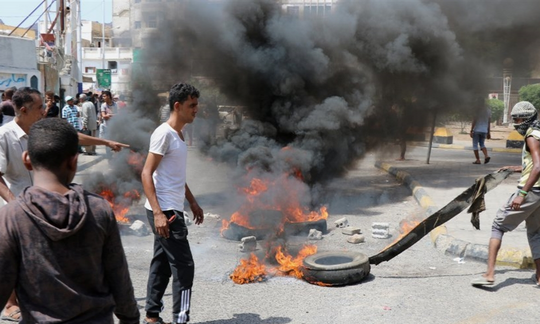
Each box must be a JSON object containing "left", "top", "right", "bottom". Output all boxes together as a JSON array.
[
  {"left": 112, "top": 0, "right": 337, "bottom": 48},
  {"left": 0, "top": 35, "right": 42, "bottom": 92},
  {"left": 81, "top": 46, "right": 133, "bottom": 94}
]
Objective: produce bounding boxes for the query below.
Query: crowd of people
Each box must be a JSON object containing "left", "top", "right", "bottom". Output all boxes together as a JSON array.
[{"left": 0, "top": 83, "right": 203, "bottom": 324}]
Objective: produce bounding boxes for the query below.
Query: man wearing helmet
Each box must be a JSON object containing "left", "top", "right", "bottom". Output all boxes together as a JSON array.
[{"left": 472, "top": 101, "right": 540, "bottom": 287}]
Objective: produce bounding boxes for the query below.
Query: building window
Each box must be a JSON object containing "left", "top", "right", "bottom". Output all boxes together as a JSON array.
[
  {"left": 305, "top": 5, "right": 332, "bottom": 17},
  {"left": 286, "top": 6, "right": 300, "bottom": 18},
  {"left": 146, "top": 14, "right": 157, "bottom": 28},
  {"left": 134, "top": 21, "right": 141, "bottom": 29},
  {"left": 85, "top": 67, "right": 96, "bottom": 73},
  {"left": 108, "top": 61, "right": 118, "bottom": 73}
]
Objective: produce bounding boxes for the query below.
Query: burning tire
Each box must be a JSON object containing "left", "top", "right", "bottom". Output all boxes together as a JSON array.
[{"left": 302, "top": 251, "right": 370, "bottom": 286}]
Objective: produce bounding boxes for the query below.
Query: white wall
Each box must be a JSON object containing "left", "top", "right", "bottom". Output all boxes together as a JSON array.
[{"left": 0, "top": 35, "right": 41, "bottom": 91}]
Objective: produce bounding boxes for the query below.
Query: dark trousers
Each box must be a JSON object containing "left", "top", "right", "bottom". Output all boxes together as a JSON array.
[{"left": 145, "top": 209, "right": 194, "bottom": 323}]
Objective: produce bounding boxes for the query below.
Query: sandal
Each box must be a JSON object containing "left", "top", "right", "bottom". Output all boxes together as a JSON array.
[
  {"left": 2, "top": 306, "right": 21, "bottom": 322},
  {"left": 484, "top": 157, "right": 491, "bottom": 164},
  {"left": 472, "top": 161, "right": 481, "bottom": 164},
  {"left": 143, "top": 317, "right": 171, "bottom": 324}
]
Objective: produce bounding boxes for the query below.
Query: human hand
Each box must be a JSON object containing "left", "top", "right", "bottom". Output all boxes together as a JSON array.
[
  {"left": 154, "top": 212, "right": 169, "bottom": 238},
  {"left": 107, "top": 140, "right": 130, "bottom": 152},
  {"left": 510, "top": 196, "right": 525, "bottom": 210},
  {"left": 469, "top": 131, "right": 473, "bottom": 138},
  {"left": 487, "top": 133, "right": 491, "bottom": 140},
  {"left": 498, "top": 166, "right": 520, "bottom": 173},
  {"left": 190, "top": 202, "right": 204, "bottom": 225}
]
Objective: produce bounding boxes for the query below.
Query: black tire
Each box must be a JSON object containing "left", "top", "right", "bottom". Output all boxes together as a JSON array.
[{"left": 302, "top": 251, "right": 370, "bottom": 286}]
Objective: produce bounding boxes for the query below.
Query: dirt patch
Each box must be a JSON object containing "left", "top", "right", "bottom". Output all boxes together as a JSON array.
[{"left": 444, "top": 122, "right": 514, "bottom": 144}]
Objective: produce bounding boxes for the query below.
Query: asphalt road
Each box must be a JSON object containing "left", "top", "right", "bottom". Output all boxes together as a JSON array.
[{"left": 3, "top": 146, "right": 539, "bottom": 324}]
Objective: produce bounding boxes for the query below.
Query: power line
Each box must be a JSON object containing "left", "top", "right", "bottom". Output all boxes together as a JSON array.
[{"left": 8, "top": 0, "right": 46, "bottom": 36}]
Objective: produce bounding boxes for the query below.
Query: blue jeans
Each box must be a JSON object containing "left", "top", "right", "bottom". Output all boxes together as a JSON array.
[{"left": 472, "top": 132, "right": 487, "bottom": 150}]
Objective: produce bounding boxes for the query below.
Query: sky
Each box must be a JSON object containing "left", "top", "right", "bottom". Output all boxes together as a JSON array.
[{"left": 0, "top": 0, "right": 112, "bottom": 27}]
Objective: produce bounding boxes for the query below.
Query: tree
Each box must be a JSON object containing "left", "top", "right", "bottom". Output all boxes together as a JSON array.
[
  {"left": 487, "top": 99, "right": 504, "bottom": 125},
  {"left": 518, "top": 84, "right": 540, "bottom": 109}
]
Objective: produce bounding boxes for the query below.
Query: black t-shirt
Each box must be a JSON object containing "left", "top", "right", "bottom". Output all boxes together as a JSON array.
[{"left": 46, "top": 104, "right": 60, "bottom": 118}]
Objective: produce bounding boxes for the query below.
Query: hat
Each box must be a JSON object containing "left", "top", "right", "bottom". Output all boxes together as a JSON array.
[
  {"left": 511, "top": 101, "right": 536, "bottom": 119},
  {"left": 113, "top": 94, "right": 119, "bottom": 99},
  {"left": 65, "top": 96, "right": 73, "bottom": 101}
]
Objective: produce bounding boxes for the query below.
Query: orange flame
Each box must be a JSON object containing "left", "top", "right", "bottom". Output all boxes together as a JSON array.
[
  {"left": 99, "top": 188, "right": 140, "bottom": 223},
  {"left": 221, "top": 175, "right": 327, "bottom": 233},
  {"left": 231, "top": 244, "right": 319, "bottom": 284},
  {"left": 382, "top": 218, "right": 420, "bottom": 251},
  {"left": 230, "top": 253, "right": 267, "bottom": 284},
  {"left": 275, "top": 245, "right": 317, "bottom": 279}
]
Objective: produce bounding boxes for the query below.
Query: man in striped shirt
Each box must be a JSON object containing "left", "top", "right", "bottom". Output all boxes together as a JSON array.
[{"left": 61, "top": 96, "right": 79, "bottom": 130}]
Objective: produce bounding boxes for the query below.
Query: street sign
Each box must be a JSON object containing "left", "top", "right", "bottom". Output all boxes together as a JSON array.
[{"left": 96, "top": 69, "right": 111, "bottom": 88}]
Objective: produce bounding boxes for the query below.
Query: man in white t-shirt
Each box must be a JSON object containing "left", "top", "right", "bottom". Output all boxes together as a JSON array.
[{"left": 141, "top": 83, "right": 204, "bottom": 324}]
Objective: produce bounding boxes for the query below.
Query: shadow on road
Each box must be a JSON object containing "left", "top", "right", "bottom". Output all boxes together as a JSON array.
[{"left": 196, "top": 313, "right": 291, "bottom": 324}]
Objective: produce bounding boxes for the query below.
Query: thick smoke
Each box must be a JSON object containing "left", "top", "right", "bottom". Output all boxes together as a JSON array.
[{"left": 87, "top": 0, "right": 540, "bottom": 214}]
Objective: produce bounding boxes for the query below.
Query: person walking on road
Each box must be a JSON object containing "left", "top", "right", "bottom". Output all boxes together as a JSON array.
[
  {"left": 0, "top": 118, "right": 139, "bottom": 323},
  {"left": 141, "top": 83, "right": 204, "bottom": 324},
  {"left": 470, "top": 102, "right": 491, "bottom": 164},
  {"left": 472, "top": 101, "right": 540, "bottom": 287},
  {"left": 79, "top": 94, "right": 98, "bottom": 155}
]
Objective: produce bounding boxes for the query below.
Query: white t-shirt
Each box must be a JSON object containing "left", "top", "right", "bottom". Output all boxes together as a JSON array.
[
  {"left": 144, "top": 123, "right": 187, "bottom": 211},
  {"left": 100, "top": 101, "right": 117, "bottom": 128}
]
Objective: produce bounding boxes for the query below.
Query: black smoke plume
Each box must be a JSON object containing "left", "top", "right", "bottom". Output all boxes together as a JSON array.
[{"left": 88, "top": 0, "right": 540, "bottom": 215}]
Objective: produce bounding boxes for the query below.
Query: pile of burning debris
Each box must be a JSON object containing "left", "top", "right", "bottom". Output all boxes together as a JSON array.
[
  {"left": 86, "top": 151, "right": 151, "bottom": 237},
  {"left": 219, "top": 173, "right": 333, "bottom": 285}
]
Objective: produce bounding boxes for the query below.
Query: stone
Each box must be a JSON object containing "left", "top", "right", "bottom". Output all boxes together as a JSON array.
[
  {"left": 307, "top": 229, "right": 323, "bottom": 240},
  {"left": 129, "top": 220, "right": 150, "bottom": 237},
  {"left": 347, "top": 234, "right": 365, "bottom": 244},
  {"left": 238, "top": 236, "right": 257, "bottom": 252},
  {"left": 342, "top": 227, "right": 362, "bottom": 235},
  {"left": 334, "top": 217, "right": 349, "bottom": 228}
]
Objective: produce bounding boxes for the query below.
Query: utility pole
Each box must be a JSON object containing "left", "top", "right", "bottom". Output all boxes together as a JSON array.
[
  {"left": 102, "top": 0, "right": 106, "bottom": 70},
  {"left": 77, "top": 0, "right": 83, "bottom": 93}
]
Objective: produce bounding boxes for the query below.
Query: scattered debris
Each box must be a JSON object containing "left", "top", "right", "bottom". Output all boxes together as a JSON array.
[
  {"left": 334, "top": 217, "right": 349, "bottom": 228},
  {"left": 342, "top": 227, "right": 362, "bottom": 236},
  {"left": 183, "top": 212, "right": 192, "bottom": 226},
  {"left": 453, "top": 257, "right": 465, "bottom": 264},
  {"left": 129, "top": 220, "right": 150, "bottom": 236},
  {"left": 347, "top": 234, "right": 365, "bottom": 244},
  {"left": 204, "top": 212, "right": 221, "bottom": 219},
  {"left": 238, "top": 236, "right": 257, "bottom": 252},
  {"left": 371, "top": 222, "right": 390, "bottom": 239},
  {"left": 307, "top": 229, "right": 323, "bottom": 240}
]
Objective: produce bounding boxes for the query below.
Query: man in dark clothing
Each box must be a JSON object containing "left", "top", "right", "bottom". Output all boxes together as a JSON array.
[
  {"left": 0, "top": 118, "right": 139, "bottom": 323},
  {"left": 44, "top": 91, "right": 60, "bottom": 118}
]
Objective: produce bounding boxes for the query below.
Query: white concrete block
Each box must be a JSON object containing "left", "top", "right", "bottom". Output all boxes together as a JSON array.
[
  {"left": 342, "top": 227, "right": 362, "bottom": 235},
  {"left": 308, "top": 229, "right": 323, "bottom": 240},
  {"left": 334, "top": 217, "right": 349, "bottom": 228},
  {"left": 347, "top": 234, "right": 365, "bottom": 244}
]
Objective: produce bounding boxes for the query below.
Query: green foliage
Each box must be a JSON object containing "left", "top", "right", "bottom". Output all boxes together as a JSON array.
[
  {"left": 487, "top": 99, "right": 504, "bottom": 123},
  {"left": 519, "top": 84, "right": 540, "bottom": 109}
]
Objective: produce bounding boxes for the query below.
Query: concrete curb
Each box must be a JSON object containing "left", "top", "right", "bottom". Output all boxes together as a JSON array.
[
  {"left": 408, "top": 141, "right": 521, "bottom": 153},
  {"left": 375, "top": 161, "right": 534, "bottom": 269}
]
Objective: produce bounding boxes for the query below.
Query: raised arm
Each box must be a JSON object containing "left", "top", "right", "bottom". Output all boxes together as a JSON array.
[{"left": 77, "top": 132, "right": 129, "bottom": 152}]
